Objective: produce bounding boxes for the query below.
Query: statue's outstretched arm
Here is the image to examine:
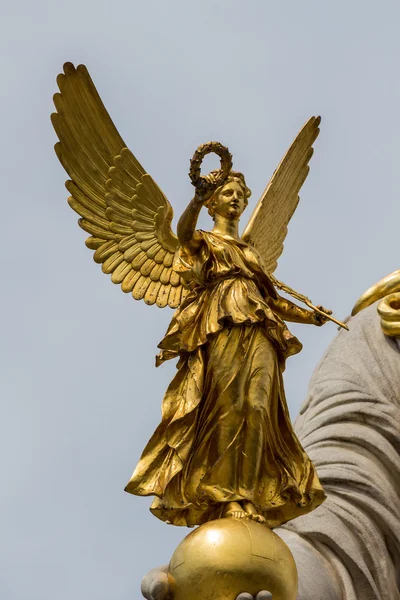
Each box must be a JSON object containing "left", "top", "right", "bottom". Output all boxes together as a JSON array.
[{"left": 270, "top": 295, "right": 317, "bottom": 325}]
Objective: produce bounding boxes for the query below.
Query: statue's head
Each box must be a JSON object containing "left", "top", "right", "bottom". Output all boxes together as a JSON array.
[{"left": 206, "top": 171, "right": 251, "bottom": 221}]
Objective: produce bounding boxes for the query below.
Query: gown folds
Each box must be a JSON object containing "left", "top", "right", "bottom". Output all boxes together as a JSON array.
[{"left": 125, "top": 231, "right": 325, "bottom": 527}]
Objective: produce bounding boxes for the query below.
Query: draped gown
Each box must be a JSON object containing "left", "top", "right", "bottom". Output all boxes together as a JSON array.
[{"left": 125, "top": 231, "right": 325, "bottom": 527}]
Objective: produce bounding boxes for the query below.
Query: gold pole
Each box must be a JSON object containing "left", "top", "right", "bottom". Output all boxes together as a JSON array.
[
  {"left": 271, "top": 276, "right": 349, "bottom": 331},
  {"left": 304, "top": 300, "right": 349, "bottom": 331}
]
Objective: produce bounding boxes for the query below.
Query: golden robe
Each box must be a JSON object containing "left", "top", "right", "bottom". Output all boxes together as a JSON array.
[{"left": 125, "top": 231, "right": 325, "bottom": 527}]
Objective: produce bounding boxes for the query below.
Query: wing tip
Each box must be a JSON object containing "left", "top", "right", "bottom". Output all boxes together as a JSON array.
[
  {"left": 63, "top": 62, "right": 76, "bottom": 74},
  {"left": 76, "top": 63, "right": 89, "bottom": 73},
  {"left": 59, "top": 62, "right": 89, "bottom": 79},
  {"left": 55, "top": 63, "right": 75, "bottom": 89},
  {"left": 52, "top": 90, "right": 63, "bottom": 109},
  {"left": 54, "top": 141, "right": 62, "bottom": 159}
]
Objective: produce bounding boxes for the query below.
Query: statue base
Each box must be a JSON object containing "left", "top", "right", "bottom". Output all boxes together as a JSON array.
[{"left": 167, "top": 518, "right": 298, "bottom": 600}]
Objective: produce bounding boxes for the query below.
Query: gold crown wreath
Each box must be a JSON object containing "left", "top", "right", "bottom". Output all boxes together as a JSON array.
[{"left": 189, "top": 141, "right": 233, "bottom": 196}]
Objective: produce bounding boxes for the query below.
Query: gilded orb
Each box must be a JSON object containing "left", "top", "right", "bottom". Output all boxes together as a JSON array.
[{"left": 168, "top": 518, "right": 298, "bottom": 600}]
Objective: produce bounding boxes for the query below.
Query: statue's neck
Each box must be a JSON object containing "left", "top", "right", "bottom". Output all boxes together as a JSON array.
[{"left": 212, "top": 215, "right": 240, "bottom": 239}]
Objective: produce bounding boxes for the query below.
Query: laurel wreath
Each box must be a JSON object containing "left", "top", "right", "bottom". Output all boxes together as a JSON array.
[{"left": 189, "top": 142, "right": 233, "bottom": 194}]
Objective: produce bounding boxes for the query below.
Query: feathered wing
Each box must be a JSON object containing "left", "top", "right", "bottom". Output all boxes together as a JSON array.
[
  {"left": 51, "top": 62, "right": 186, "bottom": 309},
  {"left": 241, "top": 116, "right": 321, "bottom": 274}
]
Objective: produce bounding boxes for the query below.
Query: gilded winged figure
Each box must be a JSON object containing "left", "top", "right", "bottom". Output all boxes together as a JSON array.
[{"left": 52, "top": 62, "right": 336, "bottom": 528}]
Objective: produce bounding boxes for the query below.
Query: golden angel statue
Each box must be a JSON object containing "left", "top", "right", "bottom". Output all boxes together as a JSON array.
[{"left": 52, "top": 62, "right": 341, "bottom": 530}]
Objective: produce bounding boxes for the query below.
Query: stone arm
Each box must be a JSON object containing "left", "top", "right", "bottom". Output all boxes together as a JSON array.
[{"left": 278, "top": 304, "right": 400, "bottom": 600}]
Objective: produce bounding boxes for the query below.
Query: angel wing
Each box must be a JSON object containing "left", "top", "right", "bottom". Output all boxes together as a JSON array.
[
  {"left": 241, "top": 116, "right": 321, "bottom": 274},
  {"left": 51, "top": 62, "right": 187, "bottom": 309}
]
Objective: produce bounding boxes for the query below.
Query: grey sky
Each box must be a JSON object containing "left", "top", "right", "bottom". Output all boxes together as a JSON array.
[{"left": 1, "top": 1, "right": 400, "bottom": 598}]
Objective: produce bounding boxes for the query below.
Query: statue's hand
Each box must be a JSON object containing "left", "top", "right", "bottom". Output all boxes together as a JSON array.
[
  {"left": 236, "top": 592, "right": 272, "bottom": 600},
  {"left": 140, "top": 568, "right": 273, "bottom": 600},
  {"left": 141, "top": 566, "right": 170, "bottom": 600},
  {"left": 194, "top": 173, "right": 219, "bottom": 204},
  {"left": 312, "top": 305, "right": 332, "bottom": 326}
]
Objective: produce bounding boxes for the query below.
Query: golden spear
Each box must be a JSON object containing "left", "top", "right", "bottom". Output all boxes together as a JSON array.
[{"left": 271, "top": 275, "right": 349, "bottom": 331}]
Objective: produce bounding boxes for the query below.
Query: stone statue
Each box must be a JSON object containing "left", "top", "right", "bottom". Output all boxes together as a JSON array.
[{"left": 52, "top": 62, "right": 348, "bottom": 598}]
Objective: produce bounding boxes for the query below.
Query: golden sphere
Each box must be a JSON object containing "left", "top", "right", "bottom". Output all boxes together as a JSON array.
[{"left": 168, "top": 518, "right": 297, "bottom": 600}]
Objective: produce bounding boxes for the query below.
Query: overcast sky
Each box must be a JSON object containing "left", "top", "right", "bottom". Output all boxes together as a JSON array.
[{"left": 2, "top": 1, "right": 400, "bottom": 599}]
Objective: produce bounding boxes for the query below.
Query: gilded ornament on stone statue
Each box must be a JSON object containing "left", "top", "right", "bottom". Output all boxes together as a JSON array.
[
  {"left": 52, "top": 62, "right": 346, "bottom": 598},
  {"left": 352, "top": 269, "right": 400, "bottom": 336}
]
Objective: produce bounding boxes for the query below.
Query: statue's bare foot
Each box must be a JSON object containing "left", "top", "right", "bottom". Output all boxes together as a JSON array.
[
  {"left": 243, "top": 501, "right": 267, "bottom": 524},
  {"left": 250, "top": 513, "right": 266, "bottom": 524},
  {"left": 225, "top": 501, "right": 249, "bottom": 520},
  {"left": 227, "top": 509, "right": 249, "bottom": 519}
]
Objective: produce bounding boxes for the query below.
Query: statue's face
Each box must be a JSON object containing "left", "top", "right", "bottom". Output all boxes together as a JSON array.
[{"left": 213, "top": 181, "right": 247, "bottom": 220}]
